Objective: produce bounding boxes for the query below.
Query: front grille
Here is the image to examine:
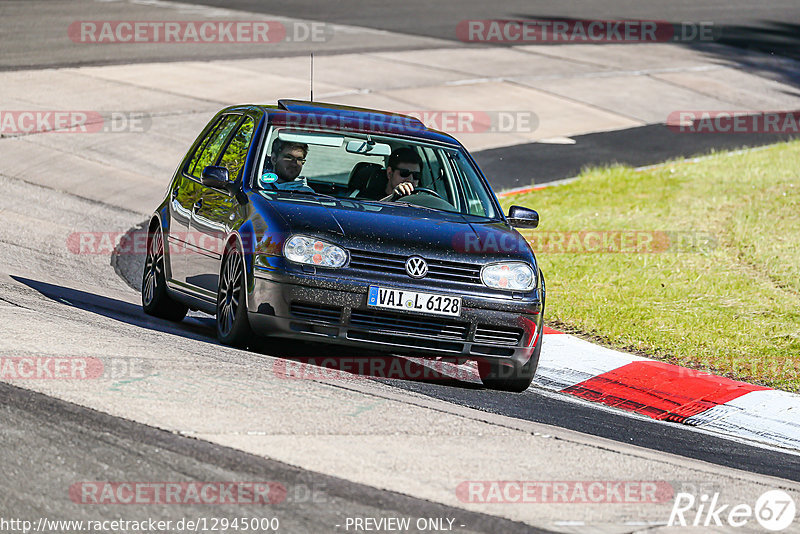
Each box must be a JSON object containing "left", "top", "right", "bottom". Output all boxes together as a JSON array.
[
  {"left": 473, "top": 324, "right": 523, "bottom": 345},
  {"left": 290, "top": 302, "right": 343, "bottom": 324},
  {"left": 349, "top": 309, "right": 469, "bottom": 340},
  {"left": 346, "top": 330, "right": 464, "bottom": 353},
  {"left": 349, "top": 250, "right": 482, "bottom": 285}
]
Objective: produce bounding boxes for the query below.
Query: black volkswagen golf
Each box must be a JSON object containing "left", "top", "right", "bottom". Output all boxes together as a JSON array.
[{"left": 142, "top": 100, "right": 544, "bottom": 391}]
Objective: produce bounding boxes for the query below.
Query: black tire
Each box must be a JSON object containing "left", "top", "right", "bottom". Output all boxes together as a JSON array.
[
  {"left": 479, "top": 322, "right": 543, "bottom": 392},
  {"left": 216, "top": 243, "right": 253, "bottom": 347},
  {"left": 142, "top": 226, "right": 188, "bottom": 322}
]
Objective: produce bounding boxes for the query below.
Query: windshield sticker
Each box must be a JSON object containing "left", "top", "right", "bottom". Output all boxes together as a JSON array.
[{"left": 259, "top": 172, "right": 279, "bottom": 187}]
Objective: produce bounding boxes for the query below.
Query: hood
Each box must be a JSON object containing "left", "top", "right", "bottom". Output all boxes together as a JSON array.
[{"left": 259, "top": 194, "right": 533, "bottom": 261}]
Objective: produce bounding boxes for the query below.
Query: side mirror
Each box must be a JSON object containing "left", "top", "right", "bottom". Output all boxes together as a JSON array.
[
  {"left": 201, "top": 166, "right": 237, "bottom": 194},
  {"left": 507, "top": 205, "right": 539, "bottom": 228}
]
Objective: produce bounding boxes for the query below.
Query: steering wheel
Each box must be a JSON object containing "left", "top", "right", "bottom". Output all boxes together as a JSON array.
[{"left": 391, "top": 187, "right": 446, "bottom": 201}]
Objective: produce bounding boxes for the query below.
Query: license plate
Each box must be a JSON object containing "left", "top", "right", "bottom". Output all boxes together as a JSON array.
[{"left": 367, "top": 286, "right": 462, "bottom": 317}]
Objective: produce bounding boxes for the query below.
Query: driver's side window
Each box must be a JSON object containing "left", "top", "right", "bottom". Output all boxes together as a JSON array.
[
  {"left": 186, "top": 115, "right": 240, "bottom": 179},
  {"left": 218, "top": 117, "right": 255, "bottom": 181}
]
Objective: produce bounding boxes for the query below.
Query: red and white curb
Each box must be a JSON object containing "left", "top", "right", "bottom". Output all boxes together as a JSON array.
[
  {"left": 535, "top": 329, "right": 800, "bottom": 452},
  {"left": 495, "top": 172, "right": 799, "bottom": 452}
]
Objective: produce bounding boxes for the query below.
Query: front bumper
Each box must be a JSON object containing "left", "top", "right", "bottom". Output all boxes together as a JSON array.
[{"left": 248, "top": 268, "right": 543, "bottom": 367}]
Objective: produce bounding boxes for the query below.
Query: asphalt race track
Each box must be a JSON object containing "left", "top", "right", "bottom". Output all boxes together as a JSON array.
[
  {"left": 5, "top": 0, "right": 800, "bottom": 68},
  {"left": 474, "top": 124, "right": 800, "bottom": 189},
  {"left": 0, "top": 381, "right": 544, "bottom": 534},
  {"left": 179, "top": 0, "right": 800, "bottom": 61},
  {"left": 1, "top": 1, "right": 800, "bottom": 533},
  {"left": 109, "top": 251, "right": 800, "bottom": 482}
]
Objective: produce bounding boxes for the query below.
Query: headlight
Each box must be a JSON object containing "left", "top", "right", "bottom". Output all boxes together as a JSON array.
[
  {"left": 283, "top": 235, "right": 348, "bottom": 268},
  {"left": 481, "top": 262, "right": 535, "bottom": 291}
]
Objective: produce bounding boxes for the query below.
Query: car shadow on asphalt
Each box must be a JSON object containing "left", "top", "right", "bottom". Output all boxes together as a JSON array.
[
  {"left": 10, "top": 275, "right": 484, "bottom": 390},
  {"left": 11, "top": 275, "right": 218, "bottom": 341}
]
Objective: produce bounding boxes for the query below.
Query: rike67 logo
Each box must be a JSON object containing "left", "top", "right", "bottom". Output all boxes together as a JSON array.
[{"left": 669, "top": 490, "right": 796, "bottom": 531}]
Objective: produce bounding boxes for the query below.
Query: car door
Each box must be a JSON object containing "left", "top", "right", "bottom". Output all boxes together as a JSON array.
[
  {"left": 166, "top": 117, "right": 226, "bottom": 285},
  {"left": 173, "top": 114, "right": 240, "bottom": 296},
  {"left": 187, "top": 115, "right": 256, "bottom": 298},
  {"left": 165, "top": 173, "right": 195, "bottom": 285}
]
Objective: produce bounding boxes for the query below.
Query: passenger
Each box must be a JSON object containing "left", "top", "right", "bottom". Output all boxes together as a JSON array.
[
  {"left": 262, "top": 139, "right": 314, "bottom": 191},
  {"left": 380, "top": 147, "right": 423, "bottom": 201}
]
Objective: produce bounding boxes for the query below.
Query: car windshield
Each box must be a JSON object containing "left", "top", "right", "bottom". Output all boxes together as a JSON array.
[{"left": 254, "top": 128, "right": 500, "bottom": 220}]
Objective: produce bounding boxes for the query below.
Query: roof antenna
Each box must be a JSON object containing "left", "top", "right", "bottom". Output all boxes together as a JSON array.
[{"left": 310, "top": 53, "right": 314, "bottom": 102}]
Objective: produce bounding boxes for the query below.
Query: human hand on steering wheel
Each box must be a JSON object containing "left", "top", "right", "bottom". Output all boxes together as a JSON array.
[
  {"left": 390, "top": 181, "right": 416, "bottom": 199},
  {"left": 390, "top": 185, "right": 446, "bottom": 201}
]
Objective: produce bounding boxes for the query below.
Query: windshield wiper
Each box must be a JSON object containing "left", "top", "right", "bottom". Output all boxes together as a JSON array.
[
  {"left": 388, "top": 201, "right": 450, "bottom": 213},
  {"left": 353, "top": 197, "right": 450, "bottom": 213},
  {"left": 269, "top": 189, "right": 339, "bottom": 201}
]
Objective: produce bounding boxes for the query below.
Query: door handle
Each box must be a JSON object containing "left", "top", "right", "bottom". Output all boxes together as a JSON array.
[{"left": 193, "top": 199, "right": 203, "bottom": 211}]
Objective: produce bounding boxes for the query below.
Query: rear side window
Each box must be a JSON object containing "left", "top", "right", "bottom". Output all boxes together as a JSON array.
[
  {"left": 218, "top": 117, "right": 255, "bottom": 181},
  {"left": 186, "top": 115, "right": 240, "bottom": 179}
]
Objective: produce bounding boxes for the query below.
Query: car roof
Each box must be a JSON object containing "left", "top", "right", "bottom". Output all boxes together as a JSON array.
[{"left": 241, "top": 100, "right": 461, "bottom": 146}]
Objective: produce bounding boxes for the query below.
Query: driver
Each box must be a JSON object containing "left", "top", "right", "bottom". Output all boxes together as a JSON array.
[
  {"left": 263, "top": 139, "right": 315, "bottom": 191},
  {"left": 380, "top": 147, "right": 423, "bottom": 201}
]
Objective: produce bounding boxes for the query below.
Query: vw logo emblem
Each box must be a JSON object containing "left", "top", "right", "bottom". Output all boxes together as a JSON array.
[{"left": 405, "top": 256, "right": 428, "bottom": 278}]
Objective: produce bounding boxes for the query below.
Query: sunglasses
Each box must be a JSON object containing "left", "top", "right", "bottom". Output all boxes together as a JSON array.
[{"left": 395, "top": 168, "right": 421, "bottom": 179}]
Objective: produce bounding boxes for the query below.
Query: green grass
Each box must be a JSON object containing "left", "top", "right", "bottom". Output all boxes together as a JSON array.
[{"left": 502, "top": 141, "right": 800, "bottom": 391}]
